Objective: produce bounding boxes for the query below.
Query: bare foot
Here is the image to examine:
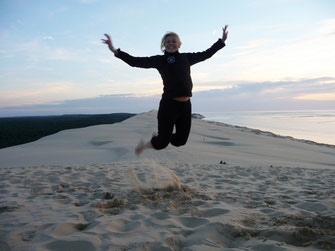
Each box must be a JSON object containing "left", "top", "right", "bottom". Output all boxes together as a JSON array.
[
  {"left": 135, "top": 139, "right": 153, "bottom": 156},
  {"left": 135, "top": 133, "right": 156, "bottom": 156},
  {"left": 135, "top": 140, "right": 145, "bottom": 155}
]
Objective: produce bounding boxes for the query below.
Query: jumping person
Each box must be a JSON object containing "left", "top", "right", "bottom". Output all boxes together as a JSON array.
[{"left": 102, "top": 25, "right": 228, "bottom": 155}]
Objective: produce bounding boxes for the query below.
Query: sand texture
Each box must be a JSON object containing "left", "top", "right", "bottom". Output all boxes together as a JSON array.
[{"left": 0, "top": 111, "right": 334, "bottom": 250}]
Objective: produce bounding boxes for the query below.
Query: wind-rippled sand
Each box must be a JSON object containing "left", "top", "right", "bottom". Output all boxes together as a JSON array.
[{"left": 0, "top": 111, "right": 334, "bottom": 250}]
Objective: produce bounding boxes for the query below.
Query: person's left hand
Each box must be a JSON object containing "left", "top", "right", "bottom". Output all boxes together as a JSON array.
[
  {"left": 222, "top": 25, "right": 228, "bottom": 43},
  {"left": 102, "top": 34, "right": 116, "bottom": 53}
]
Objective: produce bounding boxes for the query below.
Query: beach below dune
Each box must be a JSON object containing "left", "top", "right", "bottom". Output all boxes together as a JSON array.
[
  {"left": 201, "top": 110, "right": 335, "bottom": 147},
  {"left": 0, "top": 111, "right": 334, "bottom": 250}
]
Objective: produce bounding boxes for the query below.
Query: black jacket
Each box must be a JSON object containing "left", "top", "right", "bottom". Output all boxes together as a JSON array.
[{"left": 115, "top": 39, "right": 225, "bottom": 99}]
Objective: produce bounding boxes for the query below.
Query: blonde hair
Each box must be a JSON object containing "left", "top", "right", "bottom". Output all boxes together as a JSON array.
[{"left": 160, "top": 32, "right": 182, "bottom": 52}]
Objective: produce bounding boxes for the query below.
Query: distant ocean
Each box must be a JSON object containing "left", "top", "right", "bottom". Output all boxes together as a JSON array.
[{"left": 201, "top": 110, "right": 335, "bottom": 146}]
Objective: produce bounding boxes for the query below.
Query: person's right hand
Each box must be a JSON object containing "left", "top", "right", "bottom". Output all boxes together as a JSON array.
[
  {"left": 102, "top": 34, "right": 116, "bottom": 53},
  {"left": 222, "top": 25, "right": 228, "bottom": 43}
]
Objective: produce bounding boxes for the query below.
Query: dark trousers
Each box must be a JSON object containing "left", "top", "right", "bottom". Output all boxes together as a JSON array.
[{"left": 151, "top": 99, "right": 191, "bottom": 150}]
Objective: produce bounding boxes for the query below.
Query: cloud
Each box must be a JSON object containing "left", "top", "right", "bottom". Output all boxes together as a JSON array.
[
  {"left": 295, "top": 93, "right": 335, "bottom": 101},
  {"left": 1, "top": 77, "right": 334, "bottom": 117},
  {"left": 4, "top": 37, "right": 80, "bottom": 62},
  {"left": 0, "top": 94, "right": 160, "bottom": 117},
  {"left": 222, "top": 18, "right": 335, "bottom": 82},
  {"left": 47, "top": 48, "right": 77, "bottom": 60},
  {"left": 318, "top": 18, "right": 335, "bottom": 35},
  {"left": 0, "top": 82, "right": 74, "bottom": 107},
  {"left": 42, "top": 36, "right": 55, "bottom": 40},
  {"left": 225, "top": 35, "right": 335, "bottom": 81},
  {"left": 236, "top": 40, "right": 271, "bottom": 50},
  {"left": 191, "top": 77, "right": 335, "bottom": 111}
]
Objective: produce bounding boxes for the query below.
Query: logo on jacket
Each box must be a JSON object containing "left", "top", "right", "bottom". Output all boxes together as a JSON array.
[{"left": 167, "top": 56, "right": 175, "bottom": 64}]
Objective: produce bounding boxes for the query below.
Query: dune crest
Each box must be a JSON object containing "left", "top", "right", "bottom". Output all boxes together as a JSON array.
[{"left": 0, "top": 111, "right": 334, "bottom": 250}]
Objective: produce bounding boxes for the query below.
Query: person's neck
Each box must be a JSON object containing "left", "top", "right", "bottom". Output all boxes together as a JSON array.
[{"left": 165, "top": 50, "right": 179, "bottom": 55}]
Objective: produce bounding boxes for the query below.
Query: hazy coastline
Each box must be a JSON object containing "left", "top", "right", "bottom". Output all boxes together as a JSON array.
[{"left": 201, "top": 109, "right": 335, "bottom": 146}]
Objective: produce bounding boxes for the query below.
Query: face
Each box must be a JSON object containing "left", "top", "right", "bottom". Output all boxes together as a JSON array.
[{"left": 164, "top": 35, "right": 181, "bottom": 53}]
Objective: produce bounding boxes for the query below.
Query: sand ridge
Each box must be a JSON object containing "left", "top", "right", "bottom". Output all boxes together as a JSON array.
[{"left": 0, "top": 111, "right": 335, "bottom": 250}]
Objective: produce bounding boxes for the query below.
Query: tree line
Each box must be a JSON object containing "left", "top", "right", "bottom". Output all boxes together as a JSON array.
[{"left": 0, "top": 113, "right": 135, "bottom": 149}]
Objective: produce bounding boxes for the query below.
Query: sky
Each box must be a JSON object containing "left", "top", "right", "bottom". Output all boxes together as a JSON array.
[{"left": 1, "top": 0, "right": 335, "bottom": 117}]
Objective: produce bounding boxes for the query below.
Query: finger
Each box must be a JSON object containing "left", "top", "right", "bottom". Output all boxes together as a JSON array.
[{"left": 223, "top": 25, "right": 228, "bottom": 32}]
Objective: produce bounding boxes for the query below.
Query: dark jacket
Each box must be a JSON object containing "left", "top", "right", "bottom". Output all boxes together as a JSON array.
[{"left": 115, "top": 39, "right": 225, "bottom": 99}]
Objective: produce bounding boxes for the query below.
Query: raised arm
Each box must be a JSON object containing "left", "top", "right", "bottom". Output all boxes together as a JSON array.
[
  {"left": 102, "top": 33, "right": 159, "bottom": 69},
  {"left": 186, "top": 25, "right": 228, "bottom": 65},
  {"left": 102, "top": 34, "right": 118, "bottom": 55}
]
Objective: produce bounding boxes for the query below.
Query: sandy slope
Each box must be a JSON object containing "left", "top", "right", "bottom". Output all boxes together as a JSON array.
[{"left": 0, "top": 111, "right": 334, "bottom": 250}]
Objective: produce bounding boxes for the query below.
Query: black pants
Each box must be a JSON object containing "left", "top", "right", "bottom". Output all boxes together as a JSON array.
[{"left": 151, "top": 98, "right": 191, "bottom": 150}]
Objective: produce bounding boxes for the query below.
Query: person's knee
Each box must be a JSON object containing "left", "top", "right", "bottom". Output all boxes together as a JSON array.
[
  {"left": 151, "top": 137, "right": 170, "bottom": 150},
  {"left": 171, "top": 134, "right": 188, "bottom": 147},
  {"left": 171, "top": 141, "right": 186, "bottom": 147}
]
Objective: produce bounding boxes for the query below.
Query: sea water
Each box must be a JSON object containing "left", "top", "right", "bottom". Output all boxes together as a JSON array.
[{"left": 201, "top": 110, "right": 335, "bottom": 146}]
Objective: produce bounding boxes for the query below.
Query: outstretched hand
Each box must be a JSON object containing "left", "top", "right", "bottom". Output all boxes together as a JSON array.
[
  {"left": 222, "top": 25, "right": 228, "bottom": 43},
  {"left": 102, "top": 34, "right": 116, "bottom": 53}
]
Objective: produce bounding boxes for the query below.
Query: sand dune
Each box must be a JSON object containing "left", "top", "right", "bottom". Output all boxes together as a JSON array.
[{"left": 0, "top": 111, "right": 334, "bottom": 250}]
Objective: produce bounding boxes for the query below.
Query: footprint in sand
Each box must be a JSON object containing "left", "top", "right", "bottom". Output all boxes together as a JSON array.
[{"left": 50, "top": 223, "right": 90, "bottom": 237}]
